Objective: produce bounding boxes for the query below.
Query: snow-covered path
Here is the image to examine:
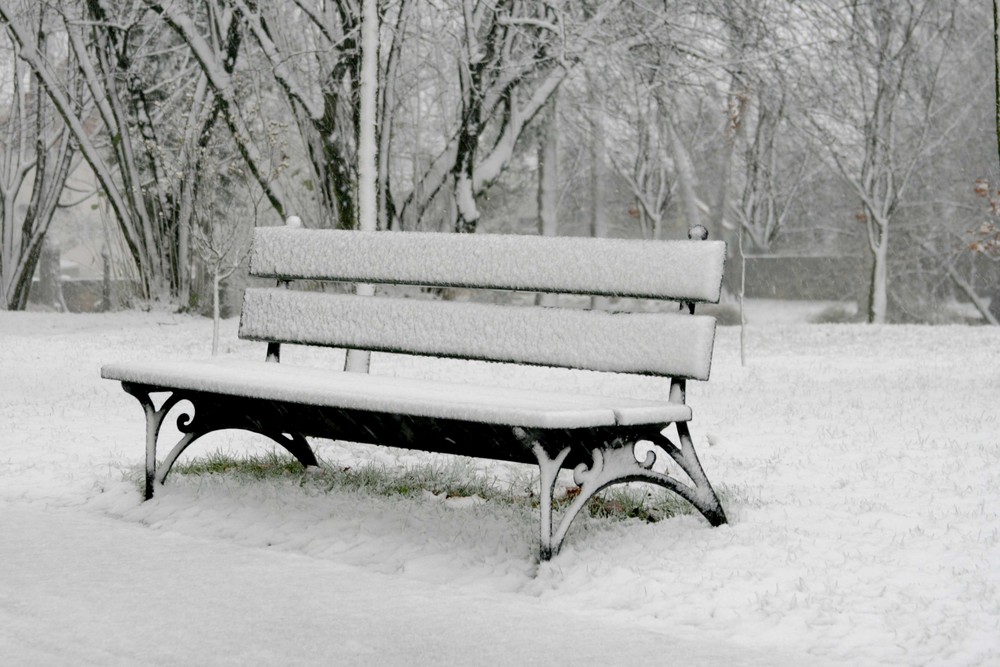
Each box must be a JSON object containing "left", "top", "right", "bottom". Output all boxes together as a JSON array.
[
  {"left": 1, "top": 308, "right": 999, "bottom": 665},
  {"left": 3, "top": 503, "right": 815, "bottom": 666}
]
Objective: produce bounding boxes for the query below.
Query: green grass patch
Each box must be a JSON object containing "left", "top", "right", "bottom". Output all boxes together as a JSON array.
[
  {"left": 578, "top": 486, "right": 700, "bottom": 522},
  {"left": 171, "top": 450, "right": 523, "bottom": 503},
  {"left": 167, "top": 450, "right": 731, "bottom": 523},
  {"left": 174, "top": 450, "right": 305, "bottom": 478}
]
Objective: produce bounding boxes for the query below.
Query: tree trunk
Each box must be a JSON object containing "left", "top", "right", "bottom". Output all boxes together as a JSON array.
[
  {"left": 869, "top": 228, "right": 889, "bottom": 324},
  {"left": 994, "top": 0, "right": 1000, "bottom": 169},
  {"left": 211, "top": 270, "right": 221, "bottom": 356},
  {"left": 536, "top": 94, "right": 559, "bottom": 308},
  {"left": 102, "top": 246, "right": 113, "bottom": 312},
  {"left": 345, "top": 0, "right": 379, "bottom": 374},
  {"left": 666, "top": 111, "right": 703, "bottom": 232},
  {"left": 587, "top": 68, "right": 609, "bottom": 311},
  {"left": 38, "top": 239, "right": 67, "bottom": 312},
  {"left": 710, "top": 88, "right": 740, "bottom": 242},
  {"left": 993, "top": 0, "right": 1000, "bottom": 323},
  {"left": 0, "top": 22, "right": 76, "bottom": 311},
  {"left": 989, "top": 282, "right": 1000, "bottom": 324},
  {"left": 943, "top": 261, "right": 999, "bottom": 325}
]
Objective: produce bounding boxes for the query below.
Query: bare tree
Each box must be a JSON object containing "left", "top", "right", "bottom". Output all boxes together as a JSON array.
[
  {"left": 191, "top": 206, "right": 251, "bottom": 355},
  {"left": 800, "top": 0, "right": 956, "bottom": 323},
  {"left": 0, "top": 0, "right": 264, "bottom": 304},
  {"left": 604, "top": 68, "right": 672, "bottom": 241},
  {"left": 406, "top": 1, "right": 640, "bottom": 233},
  {"left": 0, "top": 3, "right": 77, "bottom": 310},
  {"left": 191, "top": 145, "right": 275, "bottom": 354},
  {"left": 965, "top": 181, "right": 1000, "bottom": 323},
  {"left": 344, "top": 0, "right": 380, "bottom": 373},
  {"left": 995, "top": 0, "right": 1000, "bottom": 169},
  {"left": 535, "top": 92, "right": 558, "bottom": 307}
]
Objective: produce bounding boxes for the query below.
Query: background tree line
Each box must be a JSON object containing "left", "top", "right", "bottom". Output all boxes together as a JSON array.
[{"left": 0, "top": 0, "right": 996, "bottom": 323}]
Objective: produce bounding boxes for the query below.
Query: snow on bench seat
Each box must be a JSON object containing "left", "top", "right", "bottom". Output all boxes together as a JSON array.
[{"left": 101, "top": 359, "right": 692, "bottom": 429}]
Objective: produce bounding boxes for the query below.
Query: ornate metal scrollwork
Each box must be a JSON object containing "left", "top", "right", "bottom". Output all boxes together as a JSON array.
[
  {"left": 120, "top": 383, "right": 319, "bottom": 500},
  {"left": 528, "top": 427, "right": 727, "bottom": 561},
  {"left": 175, "top": 406, "right": 196, "bottom": 432}
]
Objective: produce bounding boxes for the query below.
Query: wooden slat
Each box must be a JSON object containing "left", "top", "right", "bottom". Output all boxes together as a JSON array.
[
  {"left": 249, "top": 228, "right": 726, "bottom": 303},
  {"left": 239, "top": 288, "right": 717, "bottom": 380}
]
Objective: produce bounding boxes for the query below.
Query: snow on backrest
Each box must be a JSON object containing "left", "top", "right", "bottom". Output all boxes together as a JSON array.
[
  {"left": 239, "top": 288, "right": 717, "bottom": 380},
  {"left": 250, "top": 228, "right": 726, "bottom": 304}
]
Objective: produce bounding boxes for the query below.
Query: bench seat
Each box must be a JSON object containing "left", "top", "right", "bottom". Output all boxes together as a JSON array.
[{"left": 101, "top": 359, "right": 692, "bottom": 430}]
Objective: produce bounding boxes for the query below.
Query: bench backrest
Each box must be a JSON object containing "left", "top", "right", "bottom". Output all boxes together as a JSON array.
[{"left": 240, "top": 228, "right": 725, "bottom": 381}]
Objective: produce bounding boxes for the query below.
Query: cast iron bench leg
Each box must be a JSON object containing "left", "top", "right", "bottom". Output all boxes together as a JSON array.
[
  {"left": 122, "top": 382, "right": 182, "bottom": 500},
  {"left": 527, "top": 426, "right": 728, "bottom": 561},
  {"left": 121, "top": 383, "right": 319, "bottom": 500}
]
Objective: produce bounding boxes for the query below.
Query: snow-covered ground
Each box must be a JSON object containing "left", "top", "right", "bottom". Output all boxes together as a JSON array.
[{"left": 1, "top": 303, "right": 998, "bottom": 665}]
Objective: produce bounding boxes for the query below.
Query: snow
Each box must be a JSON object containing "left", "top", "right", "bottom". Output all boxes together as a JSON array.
[
  {"left": 455, "top": 173, "right": 481, "bottom": 223},
  {"left": 249, "top": 227, "right": 727, "bottom": 302},
  {"left": 101, "top": 358, "right": 692, "bottom": 429},
  {"left": 2, "top": 308, "right": 1000, "bottom": 665},
  {"left": 240, "top": 288, "right": 717, "bottom": 380},
  {"left": 1, "top": 507, "right": 799, "bottom": 666}
]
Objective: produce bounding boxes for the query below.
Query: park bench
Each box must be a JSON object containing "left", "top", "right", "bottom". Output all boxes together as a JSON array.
[{"left": 101, "top": 222, "right": 729, "bottom": 560}]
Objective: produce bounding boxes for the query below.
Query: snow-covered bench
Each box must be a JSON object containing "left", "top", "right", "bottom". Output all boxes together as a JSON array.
[{"left": 102, "top": 223, "right": 729, "bottom": 560}]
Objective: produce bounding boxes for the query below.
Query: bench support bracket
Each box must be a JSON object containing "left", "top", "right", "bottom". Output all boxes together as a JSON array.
[
  {"left": 121, "top": 383, "right": 319, "bottom": 500},
  {"left": 527, "top": 424, "right": 727, "bottom": 561}
]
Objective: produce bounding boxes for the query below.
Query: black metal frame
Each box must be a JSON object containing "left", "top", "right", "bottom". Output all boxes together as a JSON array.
[{"left": 121, "top": 382, "right": 726, "bottom": 560}]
